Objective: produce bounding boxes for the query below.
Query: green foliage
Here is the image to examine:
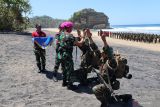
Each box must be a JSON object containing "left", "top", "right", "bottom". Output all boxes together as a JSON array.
[
  {"left": 69, "top": 11, "right": 81, "bottom": 22},
  {"left": 0, "top": 0, "right": 31, "bottom": 31},
  {"left": 29, "top": 16, "right": 65, "bottom": 28}
]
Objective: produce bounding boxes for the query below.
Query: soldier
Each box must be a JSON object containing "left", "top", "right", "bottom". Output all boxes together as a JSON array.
[
  {"left": 55, "top": 21, "right": 87, "bottom": 90},
  {"left": 32, "top": 24, "right": 47, "bottom": 73},
  {"left": 74, "top": 28, "right": 115, "bottom": 86},
  {"left": 74, "top": 29, "right": 131, "bottom": 107},
  {"left": 92, "top": 34, "right": 132, "bottom": 107},
  {"left": 52, "top": 24, "right": 63, "bottom": 82},
  {"left": 75, "top": 28, "right": 101, "bottom": 85}
]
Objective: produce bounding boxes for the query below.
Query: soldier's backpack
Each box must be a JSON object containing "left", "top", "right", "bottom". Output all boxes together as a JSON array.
[
  {"left": 114, "top": 53, "right": 129, "bottom": 79},
  {"left": 102, "top": 52, "right": 131, "bottom": 79}
]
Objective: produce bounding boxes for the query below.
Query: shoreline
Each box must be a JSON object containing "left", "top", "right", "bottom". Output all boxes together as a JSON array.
[{"left": 43, "top": 28, "right": 160, "bottom": 52}]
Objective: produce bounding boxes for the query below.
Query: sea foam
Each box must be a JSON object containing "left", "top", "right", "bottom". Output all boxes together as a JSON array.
[{"left": 102, "top": 25, "right": 160, "bottom": 34}]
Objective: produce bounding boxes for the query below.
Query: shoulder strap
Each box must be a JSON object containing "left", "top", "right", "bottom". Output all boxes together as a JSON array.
[{"left": 75, "top": 46, "right": 78, "bottom": 63}]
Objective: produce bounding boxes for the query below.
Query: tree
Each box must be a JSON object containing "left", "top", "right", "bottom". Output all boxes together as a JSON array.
[
  {"left": 29, "top": 16, "right": 65, "bottom": 28},
  {"left": 69, "top": 11, "right": 81, "bottom": 22},
  {"left": 0, "top": 0, "right": 31, "bottom": 31}
]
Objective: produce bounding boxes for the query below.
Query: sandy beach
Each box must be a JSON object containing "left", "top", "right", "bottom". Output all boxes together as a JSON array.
[
  {"left": 44, "top": 28, "right": 160, "bottom": 52},
  {"left": 0, "top": 29, "right": 160, "bottom": 107}
]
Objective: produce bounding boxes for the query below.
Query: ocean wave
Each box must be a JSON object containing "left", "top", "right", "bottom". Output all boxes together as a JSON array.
[{"left": 103, "top": 26, "right": 160, "bottom": 34}]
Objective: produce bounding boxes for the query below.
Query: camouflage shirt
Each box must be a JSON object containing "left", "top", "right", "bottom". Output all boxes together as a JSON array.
[{"left": 56, "top": 32, "right": 76, "bottom": 60}]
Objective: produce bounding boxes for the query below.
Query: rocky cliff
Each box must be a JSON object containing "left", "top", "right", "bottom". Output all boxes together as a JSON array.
[{"left": 70, "top": 8, "right": 110, "bottom": 29}]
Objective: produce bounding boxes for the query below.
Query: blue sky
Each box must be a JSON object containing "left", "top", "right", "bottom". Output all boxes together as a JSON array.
[{"left": 29, "top": 0, "right": 160, "bottom": 25}]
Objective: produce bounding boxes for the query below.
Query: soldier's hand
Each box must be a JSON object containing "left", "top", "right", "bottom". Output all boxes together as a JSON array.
[
  {"left": 77, "top": 29, "right": 81, "bottom": 37},
  {"left": 100, "top": 34, "right": 109, "bottom": 47},
  {"left": 101, "top": 34, "right": 106, "bottom": 42},
  {"left": 86, "top": 28, "right": 92, "bottom": 38}
]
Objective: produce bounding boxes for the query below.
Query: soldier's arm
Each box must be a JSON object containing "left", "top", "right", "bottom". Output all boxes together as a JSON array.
[
  {"left": 100, "top": 34, "right": 114, "bottom": 59},
  {"left": 101, "top": 33, "right": 109, "bottom": 47},
  {"left": 74, "top": 36, "right": 84, "bottom": 47},
  {"left": 77, "top": 29, "right": 81, "bottom": 37}
]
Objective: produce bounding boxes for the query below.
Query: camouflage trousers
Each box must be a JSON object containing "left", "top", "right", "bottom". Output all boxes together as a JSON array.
[
  {"left": 74, "top": 68, "right": 88, "bottom": 85},
  {"left": 60, "top": 57, "right": 76, "bottom": 84},
  {"left": 54, "top": 53, "right": 61, "bottom": 72},
  {"left": 92, "top": 84, "right": 111, "bottom": 105},
  {"left": 34, "top": 49, "right": 46, "bottom": 70}
]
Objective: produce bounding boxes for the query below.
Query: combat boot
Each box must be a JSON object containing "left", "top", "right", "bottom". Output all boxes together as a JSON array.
[
  {"left": 37, "top": 63, "right": 42, "bottom": 73},
  {"left": 52, "top": 70, "right": 58, "bottom": 82},
  {"left": 62, "top": 80, "right": 67, "bottom": 87},
  {"left": 41, "top": 65, "right": 46, "bottom": 72},
  {"left": 100, "top": 102, "right": 109, "bottom": 107},
  {"left": 67, "top": 82, "right": 78, "bottom": 90}
]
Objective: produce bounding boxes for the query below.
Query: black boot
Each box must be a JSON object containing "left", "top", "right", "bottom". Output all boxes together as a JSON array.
[
  {"left": 37, "top": 63, "right": 42, "bottom": 73},
  {"left": 62, "top": 80, "right": 67, "bottom": 87},
  {"left": 41, "top": 65, "right": 46, "bottom": 72},
  {"left": 67, "top": 82, "right": 78, "bottom": 90},
  {"left": 100, "top": 102, "right": 109, "bottom": 107},
  {"left": 52, "top": 70, "right": 58, "bottom": 82}
]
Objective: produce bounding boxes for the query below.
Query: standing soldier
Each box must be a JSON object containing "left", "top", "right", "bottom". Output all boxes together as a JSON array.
[
  {"left": 32, "top": 24, "right": 46, "bottom": 73},
  {"left": 55, "top": 21, "right": 86, "bottom": 90},
  {"left": 52, "top": 24, "right": 63, "bottom": 82}
]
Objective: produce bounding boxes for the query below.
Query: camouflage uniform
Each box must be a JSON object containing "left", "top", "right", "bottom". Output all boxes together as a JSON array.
[
  {"left": 56, "top": 32, "right": 76, "bottom": 86},
  {"left": 76, "top": 35, "right": 114, "bottom": 85},
  {"left": 54, "top": 33, "right": 61, "bottom": 73},
  {"left": 92, "top": 46, "right": 115, "bottom": 107},
  {"left": 32, "top": 31, "right": 46, "bottom": 72},
  {"left": 34, "top": 44, "right": 46, "bottom": 71},
  {"left": 92, "top": 46, "right": 131, "bottom": 107},
  {"left": 76, "top": 37, "right": 101, "bottom": 85}
]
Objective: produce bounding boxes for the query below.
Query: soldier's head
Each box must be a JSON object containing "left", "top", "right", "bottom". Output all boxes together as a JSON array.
[
  {"left": 60, "top": 21, "right": 73, "bottom": 33},
  {"left": 58, "top": 23, "right": 64, "bottom": 32},
  {"left": 35, "top": 24, "right": 41, "bottom": 32}
]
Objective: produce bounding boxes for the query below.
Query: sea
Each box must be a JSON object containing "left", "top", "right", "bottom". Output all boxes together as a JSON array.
[{"left": 103, "top": 24, "right": 160, "bottom": 35}]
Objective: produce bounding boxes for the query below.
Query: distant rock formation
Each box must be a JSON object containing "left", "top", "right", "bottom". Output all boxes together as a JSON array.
[{"left": 70, "top": 8, "right": 110, "bottom": 29}]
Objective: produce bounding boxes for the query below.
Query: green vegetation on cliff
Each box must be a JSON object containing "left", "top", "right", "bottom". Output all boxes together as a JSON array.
[{"left": 69, "top": 8, "right": 110, "bottom": 29}]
